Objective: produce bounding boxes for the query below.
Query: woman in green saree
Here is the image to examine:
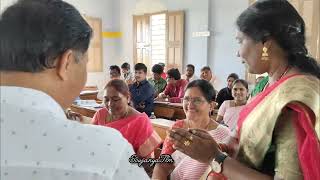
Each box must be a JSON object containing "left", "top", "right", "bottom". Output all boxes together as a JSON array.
[{"left": 166, "top": 0, "right": 320, "bottom": 179}]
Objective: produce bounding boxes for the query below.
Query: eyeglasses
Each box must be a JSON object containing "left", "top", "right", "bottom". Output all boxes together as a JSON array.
[{"left": 182, "top": 97, "right": 206, "bottom": 106}]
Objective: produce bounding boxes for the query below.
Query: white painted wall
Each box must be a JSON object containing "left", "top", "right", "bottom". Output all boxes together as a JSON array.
[
  {"left": 0, "top": 0, "right": 120, "bottom": 90},
  {"left": 208, "top": 0, "right": 248, "bottom": 90},
  {"left": 1, "top": 0, "right": 249, "bottom": 91},
  {"left": 119, "top": 0, "right": 248, "bottom": 90},
  {"left": 119, "top": 0, "right": 209, "bottom": 76},
  {"left": 64, "top": 0, "right": 120, "bottom": 90}
]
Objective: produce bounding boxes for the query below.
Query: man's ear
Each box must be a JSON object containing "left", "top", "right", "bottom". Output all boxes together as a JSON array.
[{"left": 56, "top": 50, "right": 73, "bottom": 80}]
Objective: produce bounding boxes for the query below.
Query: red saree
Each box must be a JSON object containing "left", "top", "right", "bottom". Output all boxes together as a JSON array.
[{"left": 92, "top": 108, "right": 162, "bottom": 157}]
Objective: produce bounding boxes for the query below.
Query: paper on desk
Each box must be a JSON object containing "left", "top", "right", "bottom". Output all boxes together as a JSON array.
[
  {"left": 74, "top": 100, "right": 103, "bottom": 108},
  {"left": 80, "top": 90, "right": 99, "bottom": 95}
]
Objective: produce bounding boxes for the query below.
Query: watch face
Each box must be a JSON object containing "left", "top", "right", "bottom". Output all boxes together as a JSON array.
[{"left": 211, "top": 161, "right": 222, "bottom": 173}]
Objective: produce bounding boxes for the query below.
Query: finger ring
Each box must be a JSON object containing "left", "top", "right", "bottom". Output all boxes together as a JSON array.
[
  {"left": 184, "top": 140, "right": 191, "bottom": 146},
  {"left": 189, "top": 135, "right": 193, "bottom": 141}
]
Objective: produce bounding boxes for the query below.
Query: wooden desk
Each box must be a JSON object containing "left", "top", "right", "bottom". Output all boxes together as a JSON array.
[
  {"left": 154, "top": 101, "right": 218, "bottom": 120},
  {"left": 154, "top": 101, "right": 186, "bottom": 120},
  {"left": 79, "top": 91, "right": 99, "bottom": 100},
  {"left": 70, "top": 104, "right": 101, "bottom": 118},
  {"left": 151, "top": 118, "right": 175, "bottom": 140}
]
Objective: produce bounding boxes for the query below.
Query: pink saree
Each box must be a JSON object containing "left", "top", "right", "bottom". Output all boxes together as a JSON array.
[{"left": 92, "top": 108, "right": 162, "bottom": 157}]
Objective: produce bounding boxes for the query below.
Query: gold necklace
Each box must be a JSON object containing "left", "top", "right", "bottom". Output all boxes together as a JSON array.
[
  {"left": 106, "top": 108, "right": 129, "bottom": 123},
  {"left": 264, "top": 66, "right": 291, "bottom": 91}
]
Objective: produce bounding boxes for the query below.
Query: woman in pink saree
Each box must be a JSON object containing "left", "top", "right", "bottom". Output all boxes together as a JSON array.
[
  {"left": 91, "top": 79, "right": 162, "bottom": 158},
  {"left": 165, "top": 1, "right": 320, "bottom": 179}
]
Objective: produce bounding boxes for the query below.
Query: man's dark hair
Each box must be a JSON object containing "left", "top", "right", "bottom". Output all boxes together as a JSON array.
[
  {"left": 0, "top": 0, "right": 92, "bottom": 72},
  {"left": 134, "top": 63, "right": 147, "bottom": 73},
  {"left": 201, "top": 66, "right": 211, "bottom": 72},
  {"left": 167, "top": 68, "right": 181, "bottom": 80},
  {"left": 121, "top": 62, "right": 130, "bottom": 70},
  {"left": 109, "top": 65, "right": 121, "bottom": 75},
  {"left": 228, "top": 73, "right": 239, "bottom": 80},
  {"left": 152, "top": 64, "right": 164, "bottom": 75},
  {"left": 186, "top": 64, "right": 195, "bottom": 72},
  {"left": 158, "top": 63, "right": 165, "bottom": 67}
]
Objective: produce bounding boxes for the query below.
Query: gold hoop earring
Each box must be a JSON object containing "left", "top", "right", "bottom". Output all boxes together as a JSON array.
[{"left": 261, "top": 47, "right": 269, "bottom": 61}]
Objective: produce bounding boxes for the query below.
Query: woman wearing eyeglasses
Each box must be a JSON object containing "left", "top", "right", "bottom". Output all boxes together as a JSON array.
[
  {"left": 152, "top": 79, "right": 231, "bottom": 180},
  {"left": 91, "top": 79, "right": 162, "bottom": 159}
]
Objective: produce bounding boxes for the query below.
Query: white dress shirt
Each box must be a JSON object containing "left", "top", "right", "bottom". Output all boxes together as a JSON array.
[
  {"left": 181, "top": 74, "right": 199, "bottom": 82},
  {"left": 0, "top": 86, "right": 149, "bottom": 180}
]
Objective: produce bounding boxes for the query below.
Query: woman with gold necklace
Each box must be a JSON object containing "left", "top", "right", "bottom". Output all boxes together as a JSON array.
[{"left": 91, "top": 79, "right": 162, "bottom": 159}]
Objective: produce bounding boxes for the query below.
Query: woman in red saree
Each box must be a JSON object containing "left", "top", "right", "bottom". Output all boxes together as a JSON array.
[
  {"left": 165, "top": 1, "right": 320, "bottom": 179},
  {"left": 91, "top": 79, "right": 162, "bottom": 158}
]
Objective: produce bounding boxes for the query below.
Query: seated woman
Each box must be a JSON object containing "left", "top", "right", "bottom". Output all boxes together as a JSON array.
[
  {"left": 157, "top": 68, "right": 188, "bottom": 103},
  {"left": 152, "top": 79, "right": 231, "bottom": 180},
  {"left": 91, "top": 79, "right": 162, "bottom": 158},
  {"left": 216, "top": 79, "right": 248, "bottom": 132}
]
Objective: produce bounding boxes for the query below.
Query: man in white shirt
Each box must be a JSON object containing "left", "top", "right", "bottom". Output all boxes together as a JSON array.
[
  {"left": 200, "top": 66, "right": 219, "bottom": 91},
  {"left": 181, "top": 64, "right": 199, "bottom": 82},
  {"left": 0, "top": 0, "right": 148, "bottom": 179}
]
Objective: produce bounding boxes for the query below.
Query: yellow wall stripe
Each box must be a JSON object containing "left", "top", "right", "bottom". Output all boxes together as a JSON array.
[{"left": 102, "top": 32, "right": 122, "bottom": 38}]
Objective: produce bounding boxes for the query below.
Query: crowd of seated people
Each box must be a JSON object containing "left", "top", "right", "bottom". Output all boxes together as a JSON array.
[{"left": 2, "top": 0, "right": 319, "bottom": 179}]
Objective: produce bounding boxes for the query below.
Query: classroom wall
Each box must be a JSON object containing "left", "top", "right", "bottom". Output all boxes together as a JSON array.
[
  {"left": 208, "top": 0, "right": 248, "bottom": 90},
  {"left": 119, "top": 0, "right": 248, "bottom": 90},
  {"left": 0, "top": 0, "right": 121, "bottom": 90},
  {"left": 1, "top": 0, "right": 249, "bottom": 91},
  {"left": 64, "top": 0, "right": 121, "bottom": 89}
]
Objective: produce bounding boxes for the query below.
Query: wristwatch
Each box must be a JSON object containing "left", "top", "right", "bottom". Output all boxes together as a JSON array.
[{"left": 210, "top": 152, "right": 228, "bottom": 173}]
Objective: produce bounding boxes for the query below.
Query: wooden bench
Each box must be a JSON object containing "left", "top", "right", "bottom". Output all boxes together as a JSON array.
[{"left": 154, "top": 101, "right": 186, "bottom": 120}]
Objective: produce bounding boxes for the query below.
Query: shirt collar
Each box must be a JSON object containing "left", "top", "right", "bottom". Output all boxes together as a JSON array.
[
  {"left": 0, "top": 86, "right": 66, "bottom": 120},
  {"left": 135, "top": 79, "right": 147, "bottom": 86}
]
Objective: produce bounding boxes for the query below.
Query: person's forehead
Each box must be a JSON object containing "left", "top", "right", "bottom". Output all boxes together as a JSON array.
[
  {"left": 233, "top": 83, "right": 245, "bottom": 88},
  {"left": 201, "top": 69, "right": 211, "bottom": 73}
]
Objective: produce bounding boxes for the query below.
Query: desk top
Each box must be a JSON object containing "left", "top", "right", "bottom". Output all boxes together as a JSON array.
[
  {"left": 151, "top": 118, "right": 175, "bottom": 128},
  {"left": 154, "top": 101, "right": 183, "bottom": 108}
]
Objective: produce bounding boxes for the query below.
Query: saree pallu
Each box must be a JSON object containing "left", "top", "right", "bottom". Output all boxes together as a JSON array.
[
  {"left": 106, "top": 112, "right": 162, "bottom": 157},
  {"left": 237, "top": 74, "right": 320, "bottom": 179}
]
